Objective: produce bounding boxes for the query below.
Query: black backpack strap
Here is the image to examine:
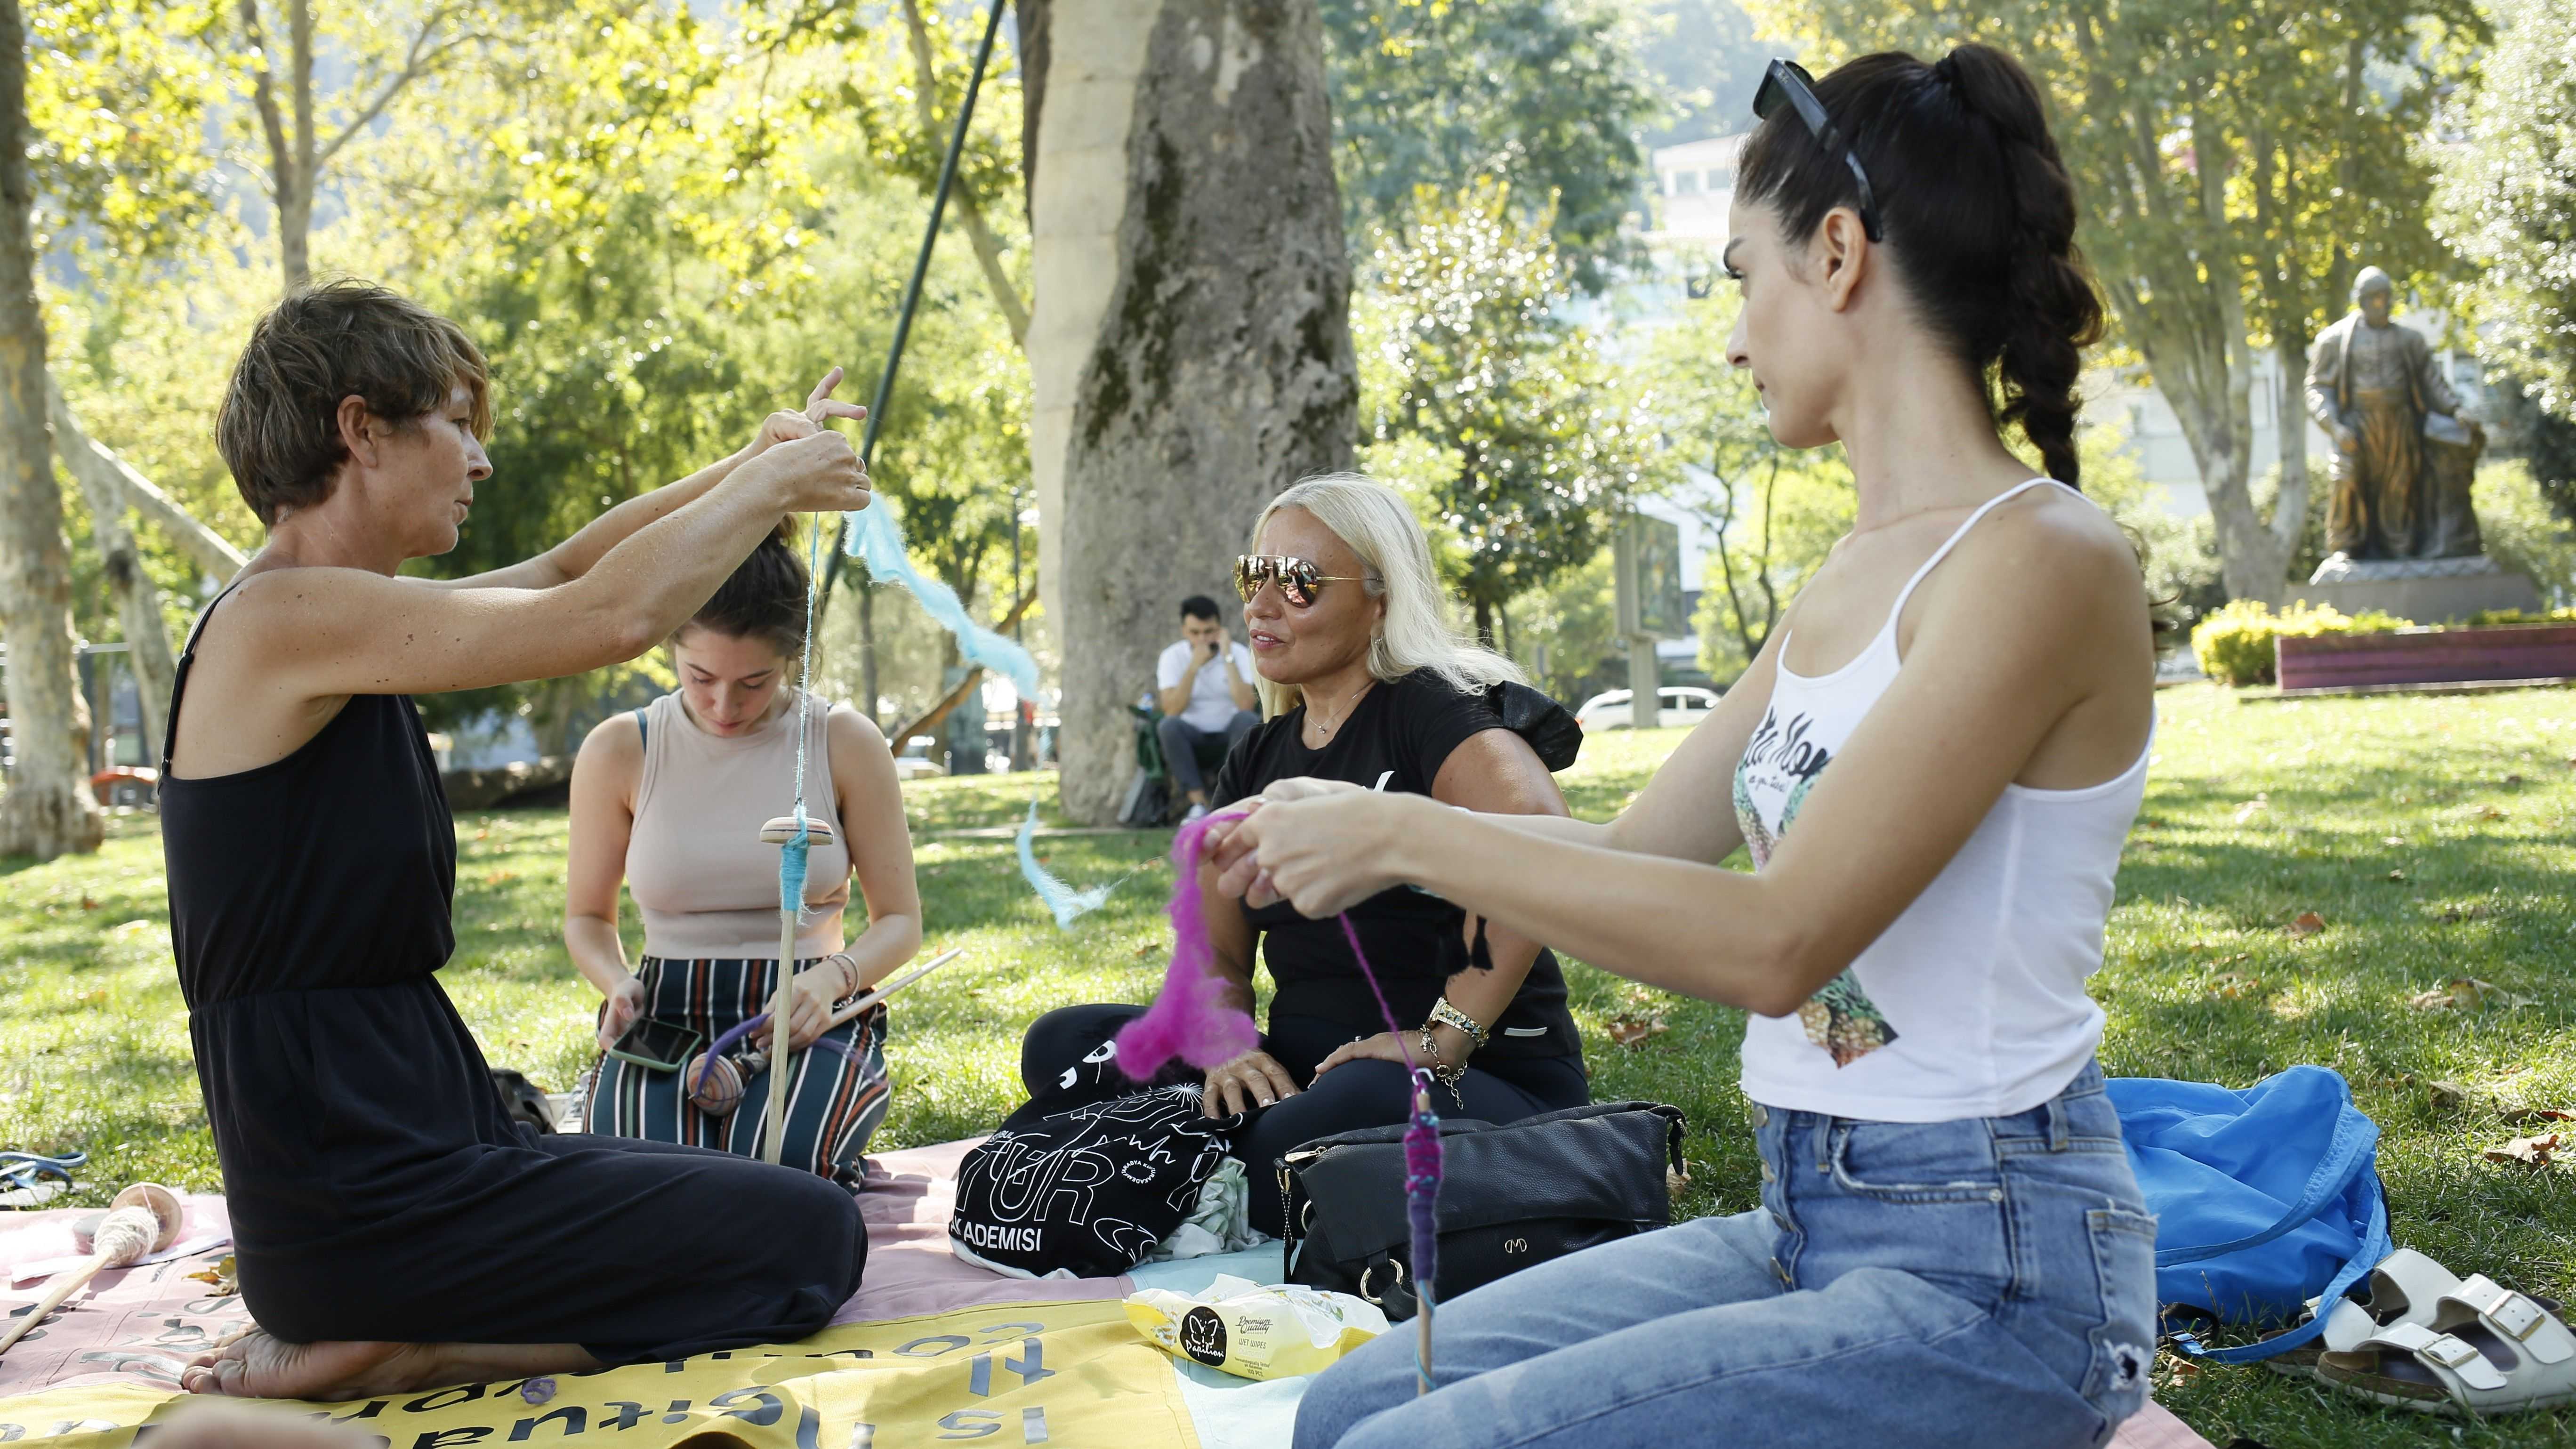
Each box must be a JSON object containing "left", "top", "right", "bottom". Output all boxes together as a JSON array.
[{"left": 633, "top": 706, "right": 649, "bottom": 751}]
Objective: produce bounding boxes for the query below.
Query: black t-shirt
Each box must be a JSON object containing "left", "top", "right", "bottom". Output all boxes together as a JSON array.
[{"left": 1210, "top": 670, "right": 1582, "bottom": 1061}]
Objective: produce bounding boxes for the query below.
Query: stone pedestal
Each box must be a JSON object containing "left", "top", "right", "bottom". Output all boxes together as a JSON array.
[{"left": 2287, "top": 554, "right": 2542, "bottom": 624}]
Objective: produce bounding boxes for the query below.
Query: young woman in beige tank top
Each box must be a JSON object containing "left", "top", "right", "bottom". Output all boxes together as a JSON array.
[{"left": 564, "top": 527, "right": 921, "bottom": 1178}]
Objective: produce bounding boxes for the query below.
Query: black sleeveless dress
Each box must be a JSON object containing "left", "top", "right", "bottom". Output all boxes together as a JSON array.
[{"left": 161, "top": 589, "right": 865, "bottom": 1360}]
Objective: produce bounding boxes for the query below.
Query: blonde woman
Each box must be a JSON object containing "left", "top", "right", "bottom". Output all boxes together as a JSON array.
[{"left": 1015, "top": 474, "right": 1589, "bottom": 1236}]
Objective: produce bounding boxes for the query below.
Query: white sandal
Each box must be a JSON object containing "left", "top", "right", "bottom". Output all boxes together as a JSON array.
[
  {"left": 2263, "top": 1247, "right": 2461, "bottom": 1377},
  {"left": 2316, "top": 1274, "right": 2576, "bottom": 1417}
]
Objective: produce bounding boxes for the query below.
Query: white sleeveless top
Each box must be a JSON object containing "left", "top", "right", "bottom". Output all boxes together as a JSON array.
[
  {"left": 626, "top": 690, "right": 850, "bottom": 961},
  {"left": 1732, "top": 479, "right": 2149, "bottom": 1122}
]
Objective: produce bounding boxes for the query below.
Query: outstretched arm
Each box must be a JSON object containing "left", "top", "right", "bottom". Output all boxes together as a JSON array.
[
  {"left": 217, "top": 428, "right": 867, "bottom": 701},
  {"left": 1219, "top": 516, "right": 2147, "bottom": 1017},
  {"left": 433, "top": 370, "right": 863, "bottom": 593}
]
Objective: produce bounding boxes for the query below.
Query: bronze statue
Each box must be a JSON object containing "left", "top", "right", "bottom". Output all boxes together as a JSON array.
[{"left": 2304, "top": 267, "right": 2470, "bottom": 563}]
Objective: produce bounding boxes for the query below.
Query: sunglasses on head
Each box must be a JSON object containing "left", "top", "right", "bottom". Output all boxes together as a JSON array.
[
  {"left": 1753, "top": 58, "right": 1884, "bottom": 243},
  {"left": 1233, "top": 554, "right": 1365, "bottom": 608}
]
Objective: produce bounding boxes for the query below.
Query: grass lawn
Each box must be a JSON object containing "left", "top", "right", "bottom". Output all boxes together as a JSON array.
[{"left": 3, "top": 681, "right": 2572, "bottom": 1447}]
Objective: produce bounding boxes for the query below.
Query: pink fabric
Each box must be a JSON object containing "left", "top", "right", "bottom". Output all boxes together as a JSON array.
[
  {"left": 832, "top": 1137, "right": 1131, "bottom": 1323},
  {"left": 0, "top": 1144, "right": 1119, "bottom": 1401}
]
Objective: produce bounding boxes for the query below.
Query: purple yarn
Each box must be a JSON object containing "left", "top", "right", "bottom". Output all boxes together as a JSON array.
[
  {"left": 1113, "top": 811, "right": 1260, "bottom": 1078},
  {"left": 1404, "top": 1072, "right": 1443, "bottom": 1298},
  {"left": 1337, "top": 915, "right": 1445, "bottom": 1316}
]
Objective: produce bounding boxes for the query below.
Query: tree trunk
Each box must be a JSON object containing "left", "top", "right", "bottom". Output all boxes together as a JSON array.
[
  {"left": 1016, "top": 0, "right": 1049, "bottom": 218},
  {"left": 46, "top": 387, "right": 250, "bottom": 582},
  {"left": 0, "top": 0, "right": 104, "bottom": 859},
  {"left": 856, "top": 569, "right": 879, "bottom": 728},
  {"left": 1471, "top": 594, "right": 1494, "bottom": 649},
  {"left": 56, "top": 392, "right": 178, "bottom": 758},
  {"left": 1031, "top": 0, "right": 1355, "bottom": 823},
  {"left": 2273, "top": 339, "right": 2311, "bottom": 564}
]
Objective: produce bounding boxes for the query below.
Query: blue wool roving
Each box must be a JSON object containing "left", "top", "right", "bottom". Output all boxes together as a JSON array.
[
  {"left": 843, "top": 501, "right": 1039, "bottom": 697},
  {"left": 1016, "top": 800, "right": 1118, "bottom": 928}
]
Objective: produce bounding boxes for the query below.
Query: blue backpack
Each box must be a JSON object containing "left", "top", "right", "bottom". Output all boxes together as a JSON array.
[{"left": 2108, "top": 1066, "right": 2394, "bottom": 1363}]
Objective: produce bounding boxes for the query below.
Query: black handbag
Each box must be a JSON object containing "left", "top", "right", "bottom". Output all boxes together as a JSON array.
[{"left": 1277, "top": 1100, "right": 1686, "bottom": 1321}]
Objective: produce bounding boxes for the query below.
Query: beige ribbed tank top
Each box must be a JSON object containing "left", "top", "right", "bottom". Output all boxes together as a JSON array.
[{"left": 628, "top": 690, "right": 850, "bottom": 960}]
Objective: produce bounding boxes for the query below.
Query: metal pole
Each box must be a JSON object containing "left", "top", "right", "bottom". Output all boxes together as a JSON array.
[{"left": 817, "top": 0, "right": 1011, "bottom": 616}]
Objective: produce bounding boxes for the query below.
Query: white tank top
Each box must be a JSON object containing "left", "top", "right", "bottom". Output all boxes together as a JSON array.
[{"left": 1733, "top": 479, "right": 2149, "bottom": 1122}]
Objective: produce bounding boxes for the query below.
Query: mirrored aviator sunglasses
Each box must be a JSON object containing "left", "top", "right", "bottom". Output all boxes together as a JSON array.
[
  {"left": 1752, "top": 58, "right": 1884, "bottom": 243},
  {"left": 1233, "top": 554, "right": 1364, "bottom": 608}
]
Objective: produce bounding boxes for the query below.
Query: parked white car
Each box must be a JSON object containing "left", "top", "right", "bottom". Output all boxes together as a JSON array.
[
  {"left": 1575, "top": 686, "right": 1721, "bottom": 732},
  {"left": 893, "top": 736, "right": 947, "bottom": 780}
]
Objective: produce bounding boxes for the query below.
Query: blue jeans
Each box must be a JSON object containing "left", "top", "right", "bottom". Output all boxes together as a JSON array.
[{"left": 1294, "top": 1062, "right": 2157, "bottom": 1449}]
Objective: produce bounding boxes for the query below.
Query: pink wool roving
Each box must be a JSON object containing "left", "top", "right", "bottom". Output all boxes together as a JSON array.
[{"left": 1114, "top": 810, "right": 1260, "bottom": 1079}]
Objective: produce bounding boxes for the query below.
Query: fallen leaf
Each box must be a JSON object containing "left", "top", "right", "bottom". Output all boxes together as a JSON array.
[
  {"left": 2440, "top": 902, "right": 2493, "bottom": 925},
  {"left": 1132, "top": 940, "right": 1157, "bottom": 958},
  {"left": 2428, "top": 1080, "right": 2472, "bottom": 1112},
  {"left": 185, "top": 1254, "right": 238, "bottom": 1296},
  {"left": 2287, "top": 911, "right": 2326, "bottom": 938},
  {"left": 2232, "top": 796, "right": 2268, "bottom": 824},
  {"left": 2475, "top": 805, "right": 2508, "bottom": 821},
  {"left": 2409, "top": 977, "right": 2536, "bottom": 1011},
  {"left": 2208, "top": 972, "right": 2257, "bottom": 999},
  {"left": 1605, "top": 1015, "right": 1668, "bottom": 1048},
  {"left": 2388, "top": 869, "right": 2407, "bottom": 882},
  {"left": 2482, "top": 1131, "right": 2565, "bottom": 1168},
  {"left": 2504, "top": 774, "right": 2525, "bottom": 786}
]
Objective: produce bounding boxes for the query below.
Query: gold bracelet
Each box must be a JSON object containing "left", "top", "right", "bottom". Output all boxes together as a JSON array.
[{"left": 1428, "top": 997, "right": 1490, "bottom": 1049}]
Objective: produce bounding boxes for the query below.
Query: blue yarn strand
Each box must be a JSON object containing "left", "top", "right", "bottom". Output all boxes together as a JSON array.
[
  {"left": 842, "top": 500, "right": 1039, "bottom": 697},
  {"left": 1016, "top": 799, "right": 1119, "bottom": 927}
]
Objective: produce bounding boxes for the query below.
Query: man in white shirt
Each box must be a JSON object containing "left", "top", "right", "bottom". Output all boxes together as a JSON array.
[{"left": 1154, "top": 595, "right": 1260, "bottom": 821}]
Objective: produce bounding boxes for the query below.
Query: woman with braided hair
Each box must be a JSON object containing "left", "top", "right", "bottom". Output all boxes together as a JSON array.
[{"left": 1221, "top": 46, "right": 2162, "bottom": 1449}]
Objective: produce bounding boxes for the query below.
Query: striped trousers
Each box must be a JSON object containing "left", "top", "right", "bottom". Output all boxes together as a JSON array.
[{"left": 591, "top": 955, "right": 891, "bottom": 1182}]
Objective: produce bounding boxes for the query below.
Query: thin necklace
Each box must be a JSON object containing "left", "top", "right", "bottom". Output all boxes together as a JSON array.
[{"left": 1304, "top": 677, "right": 1374, "bottom": 743}]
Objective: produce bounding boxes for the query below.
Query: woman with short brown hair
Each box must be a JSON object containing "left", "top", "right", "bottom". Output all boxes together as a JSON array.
[{"left": 169, "top": 279, "right": 875, "bottom": 1400}]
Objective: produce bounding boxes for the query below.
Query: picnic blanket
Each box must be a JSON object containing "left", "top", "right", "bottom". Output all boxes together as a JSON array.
[{"left": 0, "top": 1139, "right": 2215, "bottom": 1447}]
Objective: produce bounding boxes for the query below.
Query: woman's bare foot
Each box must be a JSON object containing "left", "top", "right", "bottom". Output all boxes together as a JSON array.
[
  {"left": 182, "top": 1328, "right": 601, "bottom": 1400},
  {"left": 181, "top": 1331, "right": 413, "bottom": 1399}
]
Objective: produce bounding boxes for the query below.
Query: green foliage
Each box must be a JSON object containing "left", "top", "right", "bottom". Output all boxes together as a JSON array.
[
  {"left": 2429, "top": 0, "right": 2576, "bottom": 428},
  {"left": 1500, "top": 544, "right": 1624, "bottom": 707},
  {"left": 1631, "top": 0, "right": 1770, "bottom": 147},
  {"left": 2190, "top": 599, "right": 2415, "bottom": 686},
  {"left": 24, "top": 0, "right": 227, "bottom": 268},
  {"left": 1321, "top": 0, "right": 1656, "bottom": 290},
  {"left": 1749, "top": 0, "right": 2479, "bottom": 602},
  {"left": 2470, "top": 459, "right": 2576, "bottom": 607},
  {"left": 1356, "top": 181, "right": 1659, "bottom": 640},
  {"left": 1627, "top": 286, "right": 1849, "bottom": 678},
  {"left": 2467, "top": 606, "right": 2576, "bottom": 626}
]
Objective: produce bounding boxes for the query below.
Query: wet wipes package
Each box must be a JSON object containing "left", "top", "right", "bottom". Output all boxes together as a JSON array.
[{"left": 1123, "top": 1274, "right": 1389, "bottom": 1381}]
